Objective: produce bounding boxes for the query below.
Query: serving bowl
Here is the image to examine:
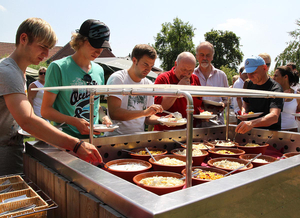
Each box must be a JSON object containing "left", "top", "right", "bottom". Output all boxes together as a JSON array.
[
  {"left": 207, "top": 157, "right": 253, "bottom": 174},
  {"left": 104, "top": 159, "right": 152, "bottom": 182},
  {"left": 282, "top": 152, "right": 300, "bottom": 159},
  {"left": 207, "top": 140, "right": 239, "bottom": 148},
  {"left": 237, "top": 143, "right": 269, "bottom": 154},
  {"left": 181, "top": 166, "right": 228, "bottom": 186},
  {"left": 181, "top": 142, "right": 215, "bottom": 151},
  {"left": 133, "top": 171, "right": 185, "bottom": 195},
  {"left": 208, "top": 148, "right": 245, "bottom": 159},
  {"left": 149, "top": 155, "right": 188, "bottom": 174},
  {"left": 239, "top": 154, "right": 277, "bottom": 167},
  {"left": 129, "top": 147, "right": 168, "bottom": 161},
  {"left": 171, "top": 148, "right": 208, "bottom": 166}
]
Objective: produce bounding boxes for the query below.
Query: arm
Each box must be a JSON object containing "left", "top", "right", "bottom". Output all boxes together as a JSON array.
[
  {"left": 235, "top": 108, "right": 281, "bottom": 134},
  {"left": 107, "top": 96, "right": 162, "bottom": 121},
  {"left": 41, "top": 91, "right": 91, "bottom": 135},
  {"left": 4, "top": 93, "right": 102, "bottom": 164},
  {"left": 27, "top": 83, "right": 38, "bottom": 108},
  {"left": 237, "top": 97, "right": 243, "bottom": 111}
]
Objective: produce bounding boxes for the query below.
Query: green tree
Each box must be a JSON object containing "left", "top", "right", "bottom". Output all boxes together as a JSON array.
[
  {"left": 204, "top": 29, "right": 243, "bottom": 72},
  {"left": 275, "top": 19, "right": 300, "bottom": 71},
  {"left": 153, "top": 17, "right": 195, "bottom": 71},
  {"left": 220, "top": 65, "right": 237, "bottom": 86},
  {"left": 28, "top": 61, "right": 50, "bottom": 70}
]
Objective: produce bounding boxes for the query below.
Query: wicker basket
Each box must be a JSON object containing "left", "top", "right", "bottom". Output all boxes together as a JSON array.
[
  {"left": 0, "top": 174, "right": 56, "bottom": 218},
  {"left": 0, "top": 175, "right": 24, "bottom": 186}
]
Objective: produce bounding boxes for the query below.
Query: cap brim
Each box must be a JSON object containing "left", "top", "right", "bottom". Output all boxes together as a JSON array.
[
  {"left": 242, "top": 66, "right": 258, "bottom": 74},
  {"left": 89, "top": 39, "right": 112, "bottom": 51}
]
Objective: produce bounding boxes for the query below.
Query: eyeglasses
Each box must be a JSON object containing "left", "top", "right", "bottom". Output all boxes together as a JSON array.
[
  {"left": 82, "top": 74, "right": 92, "bottom": 85},
  {"left": 266, "top": 63, "right": 271, "bottom": 67},
  {"left": 39, "top": 71, "right": 46, "bottom": 75}
]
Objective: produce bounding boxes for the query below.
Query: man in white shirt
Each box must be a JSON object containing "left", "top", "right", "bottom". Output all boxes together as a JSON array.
[
  {"left": 193, "top": 41, "right": 229, "bottom": 125},
  {"left": 106, "top": 44, "right": 163, "bottom": 136},
  {"left": 232, "top": 66, "right": 248, "bottom": 114}
]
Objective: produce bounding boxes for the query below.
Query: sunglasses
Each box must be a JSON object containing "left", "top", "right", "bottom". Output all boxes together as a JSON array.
[
  {"left": 82, "top": 74, "right": 92, "bottom": 85},
  {"left": 266, "top": 63, "right": 271, "bottom": 67},
  {"left": 39, "top": 71, "right": 46, "bottom": 75}
]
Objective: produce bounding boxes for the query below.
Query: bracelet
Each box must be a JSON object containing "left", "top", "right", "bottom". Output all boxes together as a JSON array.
[{"left": 73, "top": 140, "right": 84, "bottom": 153}]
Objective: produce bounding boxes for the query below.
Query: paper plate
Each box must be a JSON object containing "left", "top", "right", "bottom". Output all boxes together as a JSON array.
[
  {"left": 18, "top": 129, "right": 31, "bottom": 136},
  {"left": 158, "top": 117, "right": 187, "bottom": 126},
  {"left": 92, "top": 124, "right": 119, "bottom": 132},
  {"left": 237, "top": 112, "right": 263, "bottom": 119},
  {"left": 291, "top": 113, "right": 300, "bottom": 117},
  {"left": 193, "top": 114, "right": 217, "bottom": 119},
  {"left": 202, "top": 100, "right": 223, "bottom": 107}
]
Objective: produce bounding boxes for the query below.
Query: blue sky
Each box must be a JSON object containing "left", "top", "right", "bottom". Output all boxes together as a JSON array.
[{"left": 0, "top": 0, "right": 299, "bottom": 71}]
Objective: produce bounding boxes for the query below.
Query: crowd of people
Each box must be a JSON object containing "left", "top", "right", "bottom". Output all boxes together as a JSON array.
[{"left": 1, "top": 17, "right": 299, "bottom": 176}]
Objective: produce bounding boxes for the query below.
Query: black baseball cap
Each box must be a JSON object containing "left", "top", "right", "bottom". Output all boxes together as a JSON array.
[{"left": 79, "top": 19, "right": 111, "bottom": 50}]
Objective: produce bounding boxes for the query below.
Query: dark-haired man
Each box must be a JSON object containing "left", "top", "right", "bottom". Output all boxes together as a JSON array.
[
  {"left": 42, "top": 19, "right": 112, "bottom": 139},
  {"left": 106, "top": 44, "right": 163, "bottom": 136}
]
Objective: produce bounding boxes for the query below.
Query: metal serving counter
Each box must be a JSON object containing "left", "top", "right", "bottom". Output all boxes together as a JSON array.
[{"left": 25, "top": 125, "right": 300, "bottom": 218}]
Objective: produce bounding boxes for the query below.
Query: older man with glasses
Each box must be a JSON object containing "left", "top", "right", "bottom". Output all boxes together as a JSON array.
[{"left": 41, "top": 19, "right": 112, "bottom": 139}]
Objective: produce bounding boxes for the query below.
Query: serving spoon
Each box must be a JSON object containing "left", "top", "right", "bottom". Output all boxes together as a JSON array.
[
  {"left": 224, "top": 153, "right": 262, "bottom": 176},
  {"left": 145, "top": 147, "right": 157, "bottom": 162}
]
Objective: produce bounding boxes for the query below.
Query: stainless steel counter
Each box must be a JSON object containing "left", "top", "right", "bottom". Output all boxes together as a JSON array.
[{"left": 25, "top": 125, "right": 300, "bottom": 218}]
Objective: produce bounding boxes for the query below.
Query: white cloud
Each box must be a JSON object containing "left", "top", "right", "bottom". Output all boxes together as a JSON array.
[
  {"left": 216, "top": 18, "right": 253, "bottom": 31},
  {"left": 0, "top": 5, "right": 7, "bottom": 11}
]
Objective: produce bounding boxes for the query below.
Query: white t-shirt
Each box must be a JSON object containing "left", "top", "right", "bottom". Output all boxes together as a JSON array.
[
  {"left": 106, "top": 70, "right": 154, "bottom": 136},
  {"left": 232, "top": 77, "right": 245, "bottom": 113},
  {"left": 32, "top": 80, "right": 44, "bottom": 117},
  {"left": 281, "top": 91, "right": 298, "bottom": 130}
]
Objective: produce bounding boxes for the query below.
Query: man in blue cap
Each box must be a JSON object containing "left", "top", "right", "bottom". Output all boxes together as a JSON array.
[{"left": 235, "top": 56, "right": 283, "bottom": 134}]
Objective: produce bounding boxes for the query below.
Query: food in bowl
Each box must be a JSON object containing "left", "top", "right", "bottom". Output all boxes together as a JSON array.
[
  {"left": 192, "top": 143, "right": 213, "bottom": 150},
  {"left": 135, "top": 150, "right": 164, "bottom": 155},
  {"left": 213, "top": 159, "right": 246, "bottom": 170},
  {"left": 174, "top": 149, "right": 203, "bottom": 156},
  {"left": 109, "top": 163, "right": 148, "bottom": 171},
  {"left": 249, "top": 158, "right": 268, "bottom": 163},
  {"left": 215, "top": 150, "right": 235, "bottom": 154},
  {"left": 215, "top": 140, "right": 236, "bottom": 147},
  {"left": 139, "top": 176, "right": 184, "bottom": 187},
  {"left": 193, "top": 169, "right": 224, "bottom": 180},
  {"left": 244, "top": 143, "right": 260, "bottom": 147},
  {"left": 156, "top": 157, "right": 186, "bottom": 166}
]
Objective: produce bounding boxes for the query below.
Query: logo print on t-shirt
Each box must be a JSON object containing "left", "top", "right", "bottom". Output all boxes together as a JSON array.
[
  {"left": 70, "top": 80, "right": 99, "bottom": 121},
  {"left": 127, "top": 95, "right": 147, "bottom": 110}
]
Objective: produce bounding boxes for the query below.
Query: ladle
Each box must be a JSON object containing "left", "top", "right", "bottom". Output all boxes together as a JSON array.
[
  {"left": 180, "top": 169, "right": 202, "bottom": 180},
  {"left": 121, "top": 149, "right": 135, "bottom": 154},
  {"left": 224, "top": 153, "right": 262, "bottom": 176},
  {"left": 172, "top": 139, "right": 186, "bottom": 147},
  {"left": 145, "top": 147, "right": 157, "bottom": 162}
]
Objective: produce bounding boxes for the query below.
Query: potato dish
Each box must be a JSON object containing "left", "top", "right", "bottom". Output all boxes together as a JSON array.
[
  {"left": 244, "top": 143, "right": 260, "bottom": 147},
  {"left": 175, "top": 149, "right": 203, "bottom": 156},
  {"left": 139, "top": 176, "right": 184, "bottom": 187},
  {"left": 213, "top": 160, "right": 246, "bottom": 170},
  {"left": 156, "top": 157, "right": 186, "bottom": 166}
]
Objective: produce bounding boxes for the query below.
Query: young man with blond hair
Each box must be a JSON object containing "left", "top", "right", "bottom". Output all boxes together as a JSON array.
[
  {"left": 41, "top": 19, "right": 112, "bottom": 138},
  {"left": 0, "top": 18, "right": 102, "bottom": 176}
]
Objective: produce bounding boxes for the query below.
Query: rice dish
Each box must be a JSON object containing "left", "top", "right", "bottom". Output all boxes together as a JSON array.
[
  {"left": 139, "top": 176, "right": 184, "bottom": 187},
  {"left": 213, "top": 160, "right": 246, "bottom": 169},
  {"left": 109, "top": 163, "right": 148, "bottom": 171},
  {"left": 215, "top": 150, "right": 235, "bottom": 154},
  {"left": 199, "top": 111, "right": 212, "bottom": 115},
  {"left": 246, "top": 158, "right": 268, "bottom": 163},
  {"left": 215, "top": 140, "right": 235, "bottom": 147},
  {"left": 194, "top": 170, "right": 224, "bottom": 180},
  {"left": 156, "top": 157, "right": 186, "bottom": 166},
  {"left": 135, "top": 150, "right": 164, "bottom": 155}
]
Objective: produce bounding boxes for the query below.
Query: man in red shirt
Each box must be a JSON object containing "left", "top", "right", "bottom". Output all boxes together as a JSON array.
[{"left": 154, "top": 52, "right": 204, "bottom": 131}]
